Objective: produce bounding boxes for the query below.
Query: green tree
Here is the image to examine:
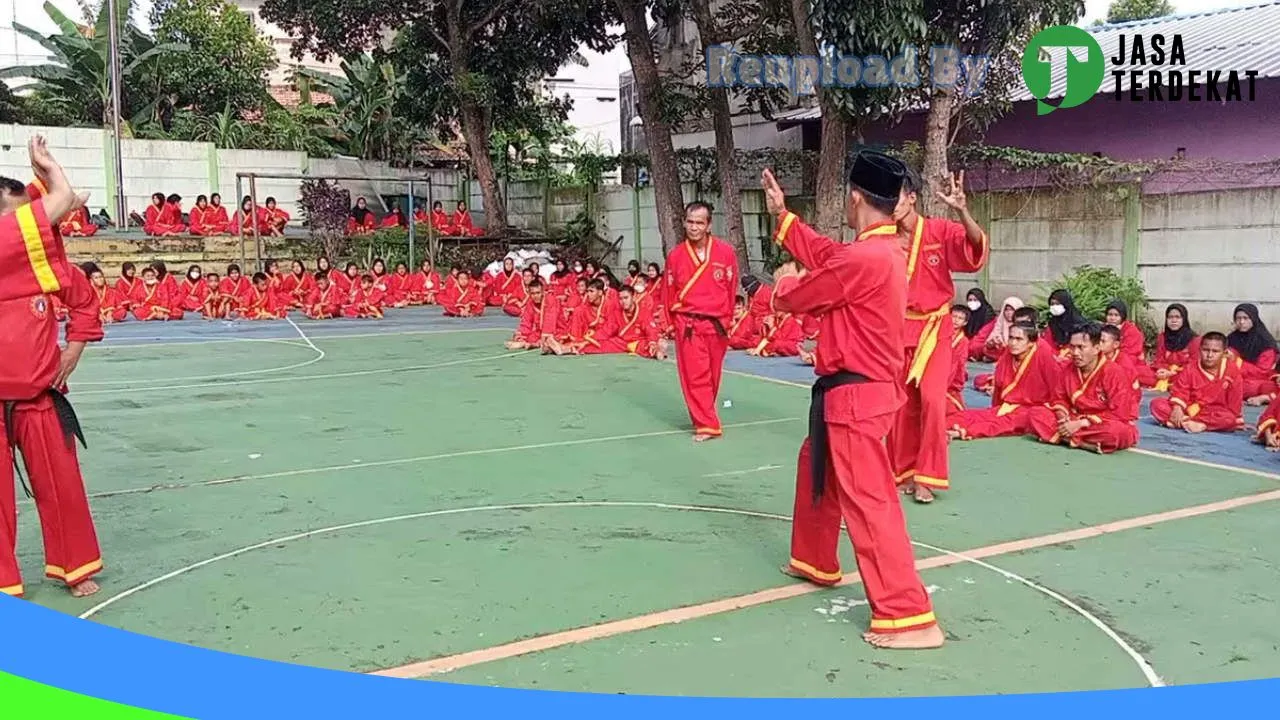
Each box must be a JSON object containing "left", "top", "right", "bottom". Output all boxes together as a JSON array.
[
  {"left": 260, "top": 0, "right": 617, "bottom": 236},
  {"left": 1106, "top": 0, "right": 1175, "bottom": 24},
  {"left": 0, "top": 0, "right": 188, "bottom": 129},
  {"left": 296, "top": 53, "right": 425, "bottom": 162},
  {"left": 149, "top": 0, "right": 277, "bottom": 114}
]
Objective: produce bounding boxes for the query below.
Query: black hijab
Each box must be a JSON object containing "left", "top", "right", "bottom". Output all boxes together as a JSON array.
[
  {"left": 1047, "top": 289, "right": 1087, "bottom": 346},
  {"left": 1106, "top": 298, "right": 1129, "bottom": 323},
  {"left": 351, "top": 199, "right": 371, "bottom": 223},
  {"left": 1227, "top": 303, "right": 1276, "bottom": 364},
  {"left": 965, "top": 287, "right": 996, "bottom": 337},
  {"left": 1162, "top": 303, "right": 1195, "bottom": 352}
]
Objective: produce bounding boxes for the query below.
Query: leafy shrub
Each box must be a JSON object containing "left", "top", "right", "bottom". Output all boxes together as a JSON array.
[
  {"left": 1030, "top": 265, "right": 1156, "bottom": 345},
  {"left": 299, "top": 179, "right": 351, "bottom": 261}
]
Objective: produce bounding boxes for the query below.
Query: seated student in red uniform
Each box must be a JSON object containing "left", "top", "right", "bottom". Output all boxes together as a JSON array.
[
  {"left": 946, "top": 304, "right": 970, "bottom": 423},
  {"left": 263, "top": 197, "right": 289, "bottom": 235},
  {"left": 1040, "top": 289, "right": 1088, "bottom": 364},
  {"left": 961, "top": 288, "right": 996, "bottom": 360},
  {"left": 188, "top": 195, "right": 209, "bottom": 235},
  {"left": 429, "top": 201, "right": 457, "bottom": 235},
  {"left": 164, "top": 194, "right": 186, "bottom": 232},
  {"left": 1254, "top": 399, "right": 1280, "bottom": 451},
  {"left": 237, "top": 272, "right": 286, "bottom": 320},
  {"left": 380, "top": 206, "right": 408, "bottom": 228},
  {"left": 347, "top": 197, "right": 377, "bottom": 235},
  {"left": 451, "top": 201, "right": 485, "bottom": 236},
  {"left": 58, "top": 205, "right": 97, "bottom": 236},
  {"left": 81, "top": 263, "right": 126, "bottom": 324},
  {"left": 233, "top": 196, "right": 267, "bottom": 236},
  {"left": 115, "top": 262, "right": 140, "bottom": 313},
  {"left": 1026, "top": 322, "right": 1140, "bottom": 454},
  {"left": 305, "top": 272, "right": 344, "bottom": 320},
  {"left": 201, "top": 272, "right": 231, "bottom": 319},
  {"left": 334, "top": 262, "right": 358, "bottom": 297},
  {"left": 727, "top": 295, "right": 760, "bottom": 350},
  {"left": 279, "top": 260, "right": 315, "bottom": 310},
  {"left": 130, "top": 266, "right": 175, "bottom": 321},
  {"left": 1149, "top": 331, "right": 1243, "bottom": 434},
  {"left": 951, "top": 322, "right": 1058, "bottom": 440},
  {"left": 439, "top": 269, "right": 485, "bottom": 317},
  {"left": 1148, "top": 303, "right": 1199, "bottom": 392},
  {"left": 608, "top": 284, "right": 666, "bottom": 359},
  {"left": 380, "top": 262, "right": 412, "bottom": 308},
  {"left": 218, "top": 264, "right": 251, "bottom": 315},
  {"left": 1104, "top": 298, "right": 1153, "bottom": 385},
  {"left": 977, "top": 296, "right": 1023, "bottom": 361},
  {"left": 747, "top": 309, "right": 804, "bottom": 357},
  {"left": 487, "top": 257, "right": 525, "bottom": 313},
  {"left": 143, "top": 192, "right": 184, "bottom": 236},
  {"left": 1226, "top": 303, "right": 1279, "bottom": 405},
  {"left": 1098, "top": 324, "right": 1143, "bottom": 422},
  {"left": 342, "top": 274, "right": 385, "bottom": 319},
  {"left": 177, "top": 264, "right": 209, "bottom": 314},
  {"left": 204, "top": 193, "right": 232, "bottom": 234},
  {"left": 406, "top": 259, "right": 442, "bottom": 305},
  {"left": 976, "top": 305, "right": 1039, "bottom": 392},
  {"left": 505, "top": 278, "right": 561, "bottom": 351},
  {"left": 544, "top": 278, "right": 617, "bottom": 355}
]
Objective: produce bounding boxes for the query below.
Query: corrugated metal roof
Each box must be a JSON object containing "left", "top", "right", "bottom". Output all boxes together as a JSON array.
[{"left": 1011, "top": 1, "right": 1280, "bottom": 102}]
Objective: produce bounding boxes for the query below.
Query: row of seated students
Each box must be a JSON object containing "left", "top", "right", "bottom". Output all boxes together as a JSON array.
[
  {"left": 135, "top": 193, "right": 291, "bottom": 238},
  {"left": 939, "top": 288, "right": 1280, "bottom": 454},
  {"left": 347, "top": 199, "right": 485, "bottom": 237}
]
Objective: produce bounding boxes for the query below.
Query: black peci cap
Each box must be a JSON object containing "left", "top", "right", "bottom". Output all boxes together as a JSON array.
[{"left": 847, "top": 150, "right": 907, "bottom": 204}]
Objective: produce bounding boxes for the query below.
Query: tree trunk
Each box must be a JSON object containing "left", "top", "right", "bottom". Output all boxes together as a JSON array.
[
  {"left": 615, "top": 0, "right": 685, "bottom": 257},
  {"left": 690, "top": 0, "right": 749, "bottom": 272},
  {"left": 458, "top": 98, "right": 508, "bottom": 234},
  {"left": 921, "top": 86, "right": 956, "bottom": 218},
  {"left": 789, "top": 0, "right": 847, "bottom": 238}
]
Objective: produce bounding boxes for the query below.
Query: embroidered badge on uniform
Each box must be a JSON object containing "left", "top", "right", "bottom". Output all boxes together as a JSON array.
[
  {"left": 714, "top": 268, "right": 724, "bottom": 281},
  {"left": 30, "top": 296, "right": 48, "bottom": 319},
  {"left": 927, "top": 254, "right": 941, "bottom": 266}
]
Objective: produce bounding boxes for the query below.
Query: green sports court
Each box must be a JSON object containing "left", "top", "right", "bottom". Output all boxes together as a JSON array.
[{"left": 14, "top": 309, "right": 1280, "bottom": 697}]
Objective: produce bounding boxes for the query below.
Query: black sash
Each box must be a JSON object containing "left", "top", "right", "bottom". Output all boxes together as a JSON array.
[
  {"left": 4, "top": 389, "right": 86, "bottom": 499},
  {"left": 680, "top": 313, "right": 727, "bottom": 339},
  {"left": 808, "top": 371, "right": 868, "bottom": 505}
]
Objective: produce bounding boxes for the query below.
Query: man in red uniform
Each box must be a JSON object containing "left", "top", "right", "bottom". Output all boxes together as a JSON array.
[
  {"left": 0, "top": 135, "right": 105, "bottom": 599},
  {"left": 1026, "top": 322, "right": 1140, "bottom": 453},
  {"left": 663, "top": 202, "right": 739, "bottom": 442},
  {"left": 950, "top": 323, "right": 1059, "bottom": 440},
  {"left": 505, "top": 279, "right": 561, "bottom": 351},
  {"left": 764, "top": 152, "right": 944, "bottom": 650},
  {"left": 890, "top": 169, "right": 989, "bottom": 504},
  {"left": 1149, "top": 332, "right": 1243, "bottom": 433}
]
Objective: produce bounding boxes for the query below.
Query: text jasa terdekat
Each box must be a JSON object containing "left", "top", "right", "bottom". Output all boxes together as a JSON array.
[{"left": 1112, "top": 34, "right": 1258, "bottom": 102}]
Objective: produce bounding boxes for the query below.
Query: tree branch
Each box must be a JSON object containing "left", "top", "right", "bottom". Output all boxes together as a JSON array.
[{"left": 465, "top": 0, "right": 519, "bottom": 41}]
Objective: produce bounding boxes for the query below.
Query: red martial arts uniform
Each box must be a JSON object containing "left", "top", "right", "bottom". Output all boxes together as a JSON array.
[
  {"left": 440, "top": 284, "right": 484, "bottom": 317},
  {"left": 1149, "top": 357, "right": 1244, "bottom": 432},
  {"left": 1255, "top": 401, "right": 1280, "bottom": 446},
  {"left": 946, "top": 328, "right": 968, "bottom": 423},
  {"left": 305, "top": 284, "right": 344, "bottom": 320},
  {"left": 727, "top": 311, "right": 760, "bottom": 350},
  {"left": 1, "top": 256, "right": 104, "bottom": 598},
  {"left": 342, "top": 286, "right": 385, "bottom": 319},
  {"left": 240, "top": 287, "right": 286, "bottom": 320},
  {"left": 407, "top": 270, "right": 442, "bottom": 305},
  {"left": 887, "top": 215, "right": 987, "bottom": 492},
  {"left": 487, "top": 270, "right": 524, "bottom": 309},
  {"left": 178, "top": 277, "right": 210, "bottom": 313},
  {"left": 753, "top": 313, "right": 804, "bottom": 357},
  {"left": 955, "top": 344, "right": 1058, "bottom": 439},
  {"left": 1148, "top": 333, "right": 1201, "bottom": 393},
  {"left": 218, "top": 276, "right": 250, "bottom": 313},
  {"left": 774, "top": 211, "right": 936, "bottom": 635},
  {"left": 513, "top": 295, "right": 562, "bottom": 345},
  {"left": 568, "top": 300, "right": 620, "bottom": 351},
  {"left": 0, "top": 200, "right": 75, "bottom": 303},
  {"left": 663, "top": 236, "right": 739, "bottom": 437},
  {"left": 383, "top": 272, "right": 412, "bottom": 308},
  {"left": 280, "top": 272, "right": 315, "bottom": 309},
  {"left": 93, "top": 284, "right": 127, "bottom": 323},
  {"left": 1026, "top": 355, "right": 1140, "bottom": 453},
  {"left": 1230, "top": 348, "right": 1279, "bottom": 400},
  {"left": 130, "top": 282, "right": 175, "bottom": 321}
]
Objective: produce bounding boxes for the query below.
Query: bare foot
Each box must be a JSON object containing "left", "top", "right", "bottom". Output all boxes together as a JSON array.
[
  {"left": 946, "top": 428, "right": 962, "bottom": 440},
  {"left": 900, "top": 479, "right": 916, "bottom": 496},
  {"left": 1246, "top": 395, "right": 1271, "bottom": 406},
  {"left": 1182, "top": 420, "right": 1207, "bottom": 433},
  {"left": 862, "top": 624, "right": 945, "bottom": 649},
  {"left": 913, "top": 486, "right": 934, "bottom": 504},
  {"left": 69, "top": 579, "right": 100, "bottom": 597},
  {"left": 693, "top": 433, "right": 718, "bottom": 443}
]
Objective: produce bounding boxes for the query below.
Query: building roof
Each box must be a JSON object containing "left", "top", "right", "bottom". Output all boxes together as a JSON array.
[{"left": 1011, "top": 1, "right": 1280, "bottom": 102}]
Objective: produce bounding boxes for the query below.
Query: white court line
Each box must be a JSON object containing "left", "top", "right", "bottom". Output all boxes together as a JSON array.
[
  {"left": 85, "top": 417, "right": 802, "bottom": 499},
  {"left": 76, "top": 337, "right": 325, "bottom": 386},
  {"left": 101, "top": 326, "right": 510, "bottom": 349},
  {"left": 76, "top": 500, "right": 1164, "bottom": 686},
  {"left": 912, "top": 540, "right": 1164, "bottom": 687},
  {"left": 73, "top": 350, "right": 527, "bottom": 397},
  {"left": 702, "top": 464, "right": 783, "bottom": 478}
]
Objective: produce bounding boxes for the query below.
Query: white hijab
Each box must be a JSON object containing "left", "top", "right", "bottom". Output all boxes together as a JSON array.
[{"left": 988, "top": 296, "right": 1025, "bottom": 346}]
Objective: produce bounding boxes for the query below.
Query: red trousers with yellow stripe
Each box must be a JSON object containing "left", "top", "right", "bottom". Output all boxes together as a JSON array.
[
  {"left": 888, "top": 340, "right": 952, "bottom": 491},
  {"left": 673, "top": 315, "right": 728, "bottom": 436},
  {"left": 0, "top": 394, "right": 103, "bottom": 597},
  {"left": 1149, "top": 397, "right": 1242, "bottom": 432},
  {"left": 954, "top": 405, "right": 1034, "bottom": 439},
  {"left": 788, "top": 410, "right": 936, "bottom": 634},
  {"left": 1026, "top": 407, "right": 1138, "bottom": 454}
]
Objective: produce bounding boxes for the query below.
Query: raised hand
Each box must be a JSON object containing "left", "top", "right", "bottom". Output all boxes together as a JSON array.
[
  {"left": 761, "top": 168, "right": 786, "bottom": 217},
  {"left": 936, "top": 170, "right": 968, "bottom": 211}
]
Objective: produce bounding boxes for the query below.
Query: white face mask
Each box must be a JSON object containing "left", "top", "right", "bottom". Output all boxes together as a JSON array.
[
  {"left": 1049, "top": 304, "right": 1066, "bottom": 317},
  {"left": 189, "top": 272, "right": 200, "bottom": 281},
  {"left": 966, "top": 300, "right": 981, "bottom": 311},
  {"left": 573, "top": 265, "right": 583, "bottom": 273}
]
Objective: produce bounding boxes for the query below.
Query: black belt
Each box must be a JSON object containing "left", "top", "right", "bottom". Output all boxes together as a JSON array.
[
  {"left": 4, "top": 389, "right": 86, "bottom": 499},
  {"left": 680, "top": 313, "right": 727, "bottom": 339},
  {"left": 808, "top": 371, "right": 869, "bottom": 505}
]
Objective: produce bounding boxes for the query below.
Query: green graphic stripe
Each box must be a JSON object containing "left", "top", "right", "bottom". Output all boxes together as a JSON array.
[{"left": 0, "top": 671, "right": 190, "bottom": 719}]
